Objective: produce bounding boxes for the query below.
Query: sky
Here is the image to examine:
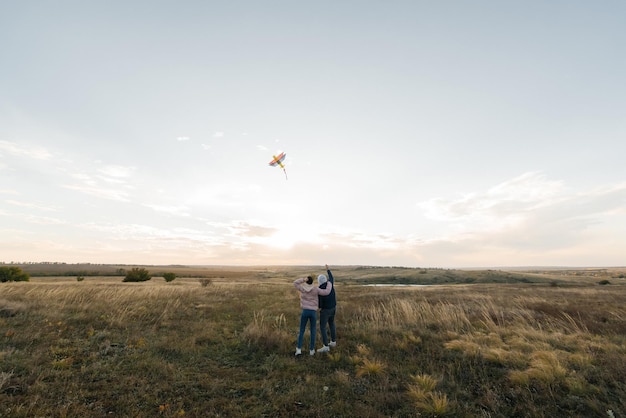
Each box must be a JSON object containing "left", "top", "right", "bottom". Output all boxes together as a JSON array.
[{"left": 1, "top": 1, "right": 625, "bottom": 268}]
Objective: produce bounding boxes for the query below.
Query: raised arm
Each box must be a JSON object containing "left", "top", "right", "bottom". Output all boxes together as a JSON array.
[
  {"left": 317, "top": 281, "right": 332, "bottom": 296},
  {"left": 326, "top": 264, "right": 335, "bottom": 284},
  {"left": 293, "top": 277, "right": 305, "bottom": 290}
]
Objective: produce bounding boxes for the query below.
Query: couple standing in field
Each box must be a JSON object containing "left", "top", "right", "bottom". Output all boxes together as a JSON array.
[{"left": 293, "top": 264, "right": 337, "bottom": 356}]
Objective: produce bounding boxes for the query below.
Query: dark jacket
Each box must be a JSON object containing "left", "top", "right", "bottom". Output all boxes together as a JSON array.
[{"left": 318, "top": 269, "right": 337, "bottom": 309}]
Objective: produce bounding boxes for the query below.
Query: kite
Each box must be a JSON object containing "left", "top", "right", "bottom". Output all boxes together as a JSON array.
[{"left": 269, "top": 152, "right": 288, "bottom": 180}]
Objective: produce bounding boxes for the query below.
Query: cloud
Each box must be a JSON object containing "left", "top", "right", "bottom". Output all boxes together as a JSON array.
[
  {"left": 418, "top": 172, "right": 565, "bottom": 232},
  {"left": 412, "top": 173, "right": 626, "bottom": 266},
  {"left": 96, "top": 165, "right": 137, "bottom": 185},
  {"left": 227, "top": 221, "right": 277, "bottom": 238},
  {"left": 213, "top": 132, "right": 224, "bottom": 138},
  {"left": 61, "top": 162, "right": 137, "bottom": 202},
  {"left": 64, "top": 172, "right": 133, "bottom": 202},
  {"left": 98, "top": 165, "right": 135, "bottom": 178},
  {"left": 63, "top": 183, "right": 132, "bottom": 202},
  {"left": 143, "top": 203, "right": 191, "bottom": 217},
  {"left": 322, "top": 231, "right": 402, "bottom": 250},
  {"left": 69, "top": 221, "right": 233, "bottom": 260},
  {"left": 0, "top": 140, "right": 53, "bottom": 160},
  {"left": 5, "top": 199, "right": 58, "bottom": 212},
  {"left": 176, "top": 136, "right": 190, "bottom": 142},
  {"left": 4, "top": 211, "right": 67, "bottom": 226},
  {"left": 488, "top": 172, "right": 564, "bottom": 202}
]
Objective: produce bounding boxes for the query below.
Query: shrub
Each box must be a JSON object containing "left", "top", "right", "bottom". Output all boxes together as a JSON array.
[
  {"left": 163, "top": 272, "right": 176, "bottom": 282},
  {"left": 122, "top": 268, "right": 151, "bottom": 282},
  {"left": 199, "top": 278, "right": 213, "bottom": 287},
  {"left": 598, "top": 280, "right": 611, "bottom": 286},
  {"left": 0, "top": 266, "right": 30, "bottom": 282},
  {"left": 76, "top": 276, "right": 85, "bottom": 282}
]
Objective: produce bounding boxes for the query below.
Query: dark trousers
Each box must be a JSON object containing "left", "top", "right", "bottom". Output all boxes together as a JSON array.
[{"left": 319, "top": 307, "right": 336, "bottom": 346}]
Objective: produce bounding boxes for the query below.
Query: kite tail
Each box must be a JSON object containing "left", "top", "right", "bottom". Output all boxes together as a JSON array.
[{"left": 283, "top": 168, "right": 288, "bottom": 180}]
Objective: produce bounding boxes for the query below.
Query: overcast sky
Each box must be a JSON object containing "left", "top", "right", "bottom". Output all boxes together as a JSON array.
[{"left": 1, "top": 1, "right": 625, "bottom": 268}]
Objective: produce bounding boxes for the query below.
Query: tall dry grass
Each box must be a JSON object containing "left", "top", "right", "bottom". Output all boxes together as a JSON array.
[
  {"left": 1, "top": 277, "right": 625, "bottom": 417},
  {"left": 338, "top": 284, "right": 626, "bottom": 415}
]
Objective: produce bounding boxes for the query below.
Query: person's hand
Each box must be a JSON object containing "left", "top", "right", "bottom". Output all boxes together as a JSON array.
[{"left": 325, "top": 264, "right": 329, "bottom": 270}]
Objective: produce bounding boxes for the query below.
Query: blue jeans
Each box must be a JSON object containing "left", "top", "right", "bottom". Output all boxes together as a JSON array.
[
  {"left": 319, "top": 307, "right": 336, "bottom": 346},
  {"left": 297, "top": 309, "right": 317, "bottom": 351}
]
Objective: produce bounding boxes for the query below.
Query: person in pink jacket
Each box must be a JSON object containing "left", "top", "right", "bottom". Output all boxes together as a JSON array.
[{"left": 293, "top": 275, "right": 333, "bottom": 356}]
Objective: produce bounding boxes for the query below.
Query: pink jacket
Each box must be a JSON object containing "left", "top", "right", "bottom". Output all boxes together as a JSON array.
[{"left": 293, "top": 278, "right": 333, "bottom": 310}]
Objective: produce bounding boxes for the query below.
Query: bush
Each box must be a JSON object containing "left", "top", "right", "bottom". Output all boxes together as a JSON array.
[
  {"left": 163, "top": 272, "right": 176, "bottom": 282},
  {"left": 0, "top": 266, "right": 30, "bottom": 282},
  {"left": 598, "top": 280, "right": 611, "bottom": 286},
  {"left": 76, "top": 276, "right": 85, "bottom": 282},
  {"left": 199, "top": 278, "right": 213, "bottom": 287},
  {"left": 123, "top": 268, "right": 152, "bottom": 282}
]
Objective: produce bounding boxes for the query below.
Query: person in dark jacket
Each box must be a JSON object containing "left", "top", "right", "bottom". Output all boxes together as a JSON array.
[{"left": 316, "top": 264, "right": 337, "bottom": 353}]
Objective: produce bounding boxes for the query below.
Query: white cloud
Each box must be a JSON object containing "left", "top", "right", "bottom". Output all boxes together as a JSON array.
[
  {"left": 60, "top": 162, "right": 137, "bottom": 202},
  {"left": 63, "top": 184, "right": 132, "bottom": 202},
  {"left": 98, "top": 165, "right": 136, "bottom": 178},
  {"left": 143, "top": 203, "right": 191, "bottom": 217},
  {"left": 322, "top": 230, "right": 401, "bottom": 250},
  {"left": 418, "top": 172, "right": 565, "bottom": 232},
  {"left": 213, "top": 132, "right": 224, "bottom": 138},
  {"left": 5, "top": 199, "right": 58, "bottom": 212},
  {"left": 95, "top": 165, "right": 137, "bottom": 185},
  {"left": 412, "top": 175, "right": 626, "bottom": 266},
  {"left": 227, "top": 221, "right": 277, "bottom": 238},
  {"left": 10, "top": 212, "right": 67, "bottom": 226},
  {"left": 487, "top": 172, "right": 564, "bottom": 204},
  {"left": 0, "top": 140, "right": 53, "bottom": 160}
]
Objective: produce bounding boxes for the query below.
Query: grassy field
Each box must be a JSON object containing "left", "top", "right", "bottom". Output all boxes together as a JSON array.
[{"left": 1, "top": 265, "right": 625, "bottom": 417}]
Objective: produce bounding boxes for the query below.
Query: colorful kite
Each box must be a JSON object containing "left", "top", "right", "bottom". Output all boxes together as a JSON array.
[{"left": 269, "top": 152, "right": 288, "bottom": 180}]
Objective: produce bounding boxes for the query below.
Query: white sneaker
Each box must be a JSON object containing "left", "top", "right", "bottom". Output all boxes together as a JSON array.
[
  {"left": 295, "top": 348, "right": 302, "bottom": 356},
  {"left": 309, "top": 349, "right": 315, "bottom": 356},
  {"left": 329, "top": 341, "right": 337, "bottom": 348},
  {"left": 317, "top": 345, "right": 330, "bottom": 353}
]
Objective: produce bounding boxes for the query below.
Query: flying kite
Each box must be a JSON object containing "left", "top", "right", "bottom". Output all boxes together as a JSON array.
[{"left": 269, "top": 152, "right": 288, "bottom": 180}]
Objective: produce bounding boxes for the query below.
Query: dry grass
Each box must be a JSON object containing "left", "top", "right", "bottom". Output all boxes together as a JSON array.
[
  {"left": 355, "top": 357, "right": 386, "bottom": 378},
  {"left": 241, "top": 310, "right": 291, "bottom": 351},
  {"left": 410, "top": 373, "right": 439, "bottom": 392},
  {"left": 407, "top": 374, "right": 449, "bottom": 415},
  {"left": 1, "top": 268, "right": 625, "bottom": 417}
]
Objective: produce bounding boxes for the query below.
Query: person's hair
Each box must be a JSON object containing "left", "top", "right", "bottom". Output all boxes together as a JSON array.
[{"left": 306, "top": 275, "right": 313, "bottom": 285}]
